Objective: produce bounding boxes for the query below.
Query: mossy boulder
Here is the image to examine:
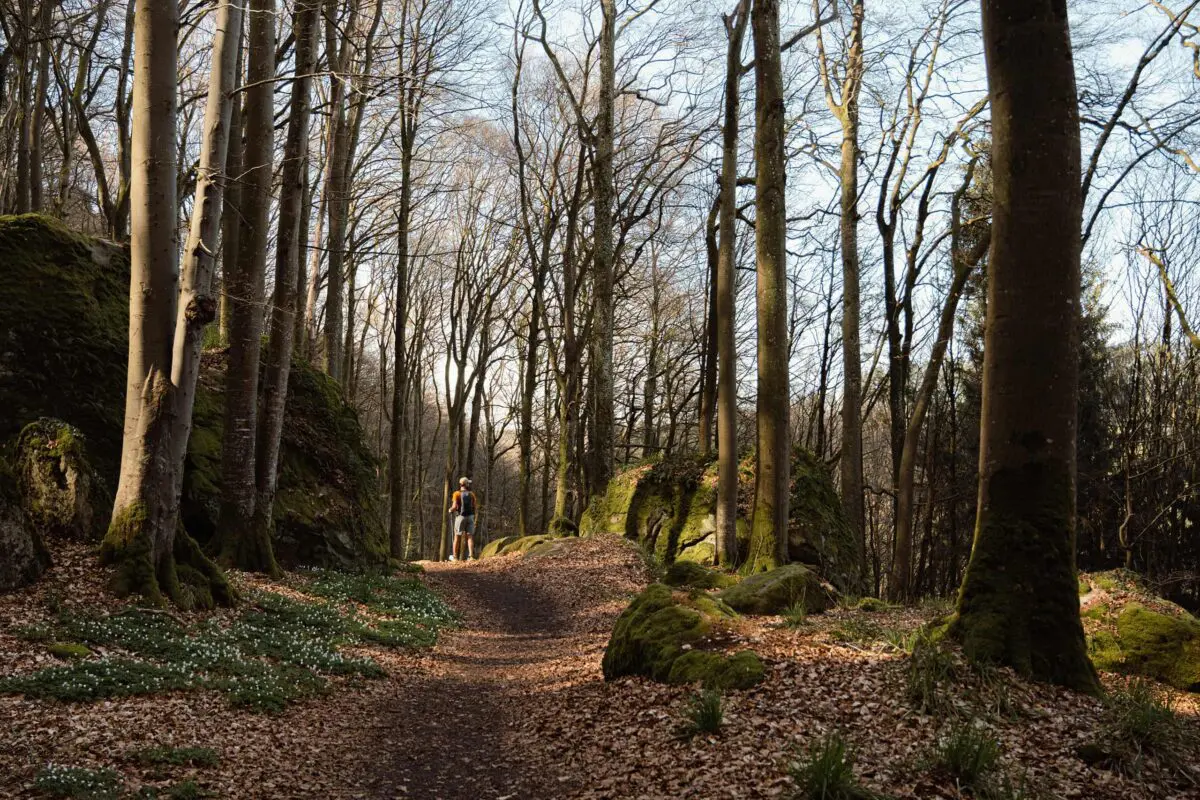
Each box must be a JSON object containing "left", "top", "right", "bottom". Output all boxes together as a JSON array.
[
  {"left": 1081, "top": 570, "right": 1200, "bottom": 691},
  {"left": 719, "top": 563, "right": 835, "bottom": 616},
  {"left": 602, "top": 584, "right": 763, "bottom": 689},
  {"left": 480, "top": 536, "right": 521, "bottom": 559},
  {"left": 785, "top": 450, "right": 861, "bottom": 594},
  {"left": 0, "top": 457, "right": 51, "bottom": 591},
  {"left": 662, "top": 561, "right": 736, "bottom": 590},
  {"left": 16, "top": 419, "right": 110, "bottom": 541},
  {"left": 580, "top": 450, "right": 861, "bottom": 594},
  {"left": 0, "top": 214, "right": 387, "bottom": 570}
]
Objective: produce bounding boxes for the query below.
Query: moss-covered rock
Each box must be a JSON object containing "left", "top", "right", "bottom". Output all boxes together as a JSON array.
[
  {"left": 16, "top": 419, "right": 110, "bottom": 541},
  {"left": 47, "top": 642, "right": 91, "bottom": 660},
  {"left": 786, "top": 450, "right": 861, "bottom": 594},
  {"left": 580, "top": 450, "right": 861, "bottom": 594},
  {"left": 719, "top": 563, "right": 834, "bottom": 616},
  {"left": 0, "top": 457, "right": 51, "bottom": 591},
  {"left": 0, "top": 215, "right": 387, "bottom": 570},
  {"left": 602, "top": 583, "right": 763, "bottom": 689},
  {"left": 1081, "top": 571, "right": 1200, "bottom": 691},
  {"left": 480, "top": 536, "right": 520, "bottom": 559},
  {"left": 662, "top": 561, "right": 735, "bottom": 590}
]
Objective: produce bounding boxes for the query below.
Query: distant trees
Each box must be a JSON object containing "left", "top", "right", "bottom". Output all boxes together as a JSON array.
[{"left": 1, "top": 0, "right": 1197, "bottom": 610}]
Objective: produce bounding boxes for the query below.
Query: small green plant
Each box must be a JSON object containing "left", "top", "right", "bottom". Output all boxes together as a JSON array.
[
  {"left": 13, "top": 622, "right": 55, "bottom": 642},
  {"left": 678, "top": 688, "right": 724, "bottom": 737},
  {"left": 782, "top": 601, "right": 809, "bottom": 628},
  {"left": 790, "top": 734, "right": 882, "bottom": 800},
  {"left": 35, "top": 764, "right": 123, "bottom": 799},
  {"left": 132, "top": 746, "right": 220, "bottom": 768},
  {"left": 829, "top": 619, "right": 884, "bottom": 646},
  {"left": 907, "top": 628, "right": 956, "bottom": 714},
  {"left": 882, "top": 627, "right": 918, "bottom": 654},
  {"left": 932, "top": 724, "right": 1000, "bottom": 789},
  {"left": 1099, "top": 679, "right": 1185, "bottom": 775}
]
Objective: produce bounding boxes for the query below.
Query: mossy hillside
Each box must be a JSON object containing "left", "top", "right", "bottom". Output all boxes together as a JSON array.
[
  {"left": 719, "top": 563, "right": 835, "bottom": 616},
  {"left": 1081, "top": 572, "right": 1200, "bottom": 691},
  {"left": 0, "top": 215, "right": 388, "bottom": 570},
  {"left": 601, "top": 583, "right": 763, "bottom": 690}
]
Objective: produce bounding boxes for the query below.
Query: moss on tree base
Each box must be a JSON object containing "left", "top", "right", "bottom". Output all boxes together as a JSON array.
[
  {"left": 950, "top": 461, "right": 1099, "bottom": 694},
  {"left": 101, "top": 503, "right": 235, "bottom": 610}
]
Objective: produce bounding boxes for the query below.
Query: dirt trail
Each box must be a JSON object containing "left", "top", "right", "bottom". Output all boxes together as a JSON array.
[{"left": 353, "top": 537, "right": 647, "bottom": 800}]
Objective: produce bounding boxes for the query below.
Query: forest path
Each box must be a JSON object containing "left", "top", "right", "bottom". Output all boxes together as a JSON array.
[{"left": 356, "top": 537, "right": 648, "bottom": 800}]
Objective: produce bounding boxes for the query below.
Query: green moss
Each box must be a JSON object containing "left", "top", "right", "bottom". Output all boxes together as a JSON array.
[
  {"left": 719, "top": 563, "right": 835, "bottom": 616},
  {"left": 1112, "top": 604, "right": 1200, "bottom": 691},
  {"left": 1088, "top": 629, "right": 1123, "bottom": 672},
  {"left": 662, "top": 561, "right": 735, "bottom": 590},
  {"left": 100, "top": 502, "right": 163, "bottom": 604},
  {"left": 47, "top": 642, "right": 92, "bottom": 660},
  {"left": 0, "top": 215, "right": 129, "bottom": 478},
  {"left": 949, "top": 460, "right": 1099, "bottom": 694},
  {"left": 601, "top": 584, "right": 761, "bottom": 689},
  {"left": 786, "top": 449, "right": 863, "bottom": 594},
  {"left": 479, "top": 536, "right": 519, "bottom": 559}
]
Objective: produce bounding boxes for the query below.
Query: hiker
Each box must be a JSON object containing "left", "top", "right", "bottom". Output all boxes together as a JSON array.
[{"left": 448, "top": 477, "right": 477, "bottom": 561}]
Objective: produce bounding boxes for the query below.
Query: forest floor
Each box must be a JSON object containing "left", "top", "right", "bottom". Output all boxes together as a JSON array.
[{"left": 2, "top": 535, "right": 1199, "bottom": 799}]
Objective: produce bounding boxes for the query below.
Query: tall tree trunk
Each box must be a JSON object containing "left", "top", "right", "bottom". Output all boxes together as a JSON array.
[
  {"left": 322, "top": 4, "right": 350, "bottom": 382},
  {"left": 716, "top": 0, "right": 748, "bottom": 568},
  {"left": 824, "top": 0, "right": 866, "bottom": 570},
  {"left": 698, "top": 195, "right": 720, "bottom": 456},
  {"left": 13, "top": 0, "right": 33, "bottom": 213},
  {"left": 388, "top": 173, "right": 411, "bottom": 557},
  {"left": 746, "top": 0, "right": 790, "bottom": 572},
  {"left": 587, "top": 0, "right": 617, "bottom": 500},
  {"left": 218, "top": 35, "right": 245, "bottom": 346},
  {"left": 102, "top": 0, "right": 231, "bottom": 607},
  {"left": 950, "top": 0, "right": 1097, "bottom": 693},
  {"left": 29, "top": 0, "right": 51, "bottom": 211},
  {"left": 217, "top": 0, "right": 277, "bottom": 572},
  {"left": 252, "top": 0, "right": 317, "bottom": 565}
]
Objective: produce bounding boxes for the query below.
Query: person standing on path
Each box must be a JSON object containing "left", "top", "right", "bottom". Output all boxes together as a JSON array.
[{"left": 448, "top": 477, "right": 477, "bottom": 561}]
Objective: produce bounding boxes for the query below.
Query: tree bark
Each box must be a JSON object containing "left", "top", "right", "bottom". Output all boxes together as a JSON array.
[
  {"left": 217, "top": 0, "right": 277, "bottom": 573},
  {"left": 717, "top": 0, "right": 748, "bottom": 568},
  {"left": 101, "top": 0, "right": 232, "bottom": 608},
  {"left": 950, "top": 0, "right": 1098, "bottom": 693},
  {"left": 746, "top": 0, "right": 790, "bottom": 572},
  {"left": 587, "top": 0, "right": 617, "bottom": 501},
  {"left": 252, "top": 0, "right": 318, "bottom": 565}
]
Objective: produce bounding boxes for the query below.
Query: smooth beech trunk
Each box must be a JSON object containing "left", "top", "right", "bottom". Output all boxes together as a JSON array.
[
  {"left": 950, "top": 0, "right": 1098, "bottom": 693},
  {"left": 252, "top": 0, "right": 318, "bottom": 562},
  {"left": 587, "top": 0, "right": 617, "bottom": 501},
  {"left": 746, "top": 0, "right": 790, "bottom": 572},
  {"left": 217, "top": 0, "right": 277, "bottom": 573},
  {"left": 716, "top": 0, "right": 749, "bottom": 568},
  {"left": 101, "top": 0, "right": 232, "bottom": 608}
]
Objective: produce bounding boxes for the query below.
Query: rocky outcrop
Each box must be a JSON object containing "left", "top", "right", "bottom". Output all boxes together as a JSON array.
[
  {"left": 16, "top": 419, "right": 110, "bottom": 541},
  {"left": 580, "top": 451, "right": 862, "bottom": 593},
  {"left": 0, "top": 460, "right": 50, "bottom": 591},
  {"left": 0, "top": 214, "right": 387, "bottom": 570}
]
